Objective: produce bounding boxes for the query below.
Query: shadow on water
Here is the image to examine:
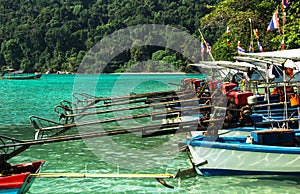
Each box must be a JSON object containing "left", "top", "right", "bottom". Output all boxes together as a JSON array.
[{"left": 237, "top": 174, "right": 300, "bottom": 184}]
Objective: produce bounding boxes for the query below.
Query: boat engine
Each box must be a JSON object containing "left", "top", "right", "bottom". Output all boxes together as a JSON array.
[
  {"left": 239, "top": 105, "right": 253, "bottom": 126},
  {"left": 224, "top": 90, "right": 255, "bottom": 127}
]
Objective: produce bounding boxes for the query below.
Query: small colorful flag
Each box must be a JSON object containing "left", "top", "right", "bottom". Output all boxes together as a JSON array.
[
  {"left": 249, "top": 41, "right": 254, "bottom": 53},
  {"left": 257, "top": 40, "right": 264, "bottom": 53},
  {"left": 237, "top": 41, "right": 246, "bottom": 54},
  {"left": 267, "top": 9, "right": 280, "bottom": 32},
  {"left": 282, "top": 0, "right": 289, "bottom": 10},
  {"left": 253, "top": 29, "right": 259, "bottom": 38},
  {"left": 227, "top": 26, "right": 231, "bottom": 34},
  {"left": 281, "top": 39, "right": 285, "bottom": 50}
]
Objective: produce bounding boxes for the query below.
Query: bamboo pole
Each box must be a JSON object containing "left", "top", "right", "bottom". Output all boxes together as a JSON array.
[
  {"left": 0, "top": 172, "right": 175, "bottom": 188},
  {"left": 29, "top": 173, "right": 174, "bottom": 179}
]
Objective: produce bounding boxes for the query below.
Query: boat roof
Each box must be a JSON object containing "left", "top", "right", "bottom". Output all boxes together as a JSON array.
[
  {"left": 241, "top": 49, "right": 300, "bottom": 60},
  {"left": 191, "top": 61, "right": 264, "bottom": 72},
  {"left": 235, "top": 49, "right": 300, "bottom": 69},
  {"left": 190, "top": 63, "right": 225, "bottom": 69}
]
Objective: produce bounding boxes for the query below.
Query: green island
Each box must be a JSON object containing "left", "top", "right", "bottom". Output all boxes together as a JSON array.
[{"left": 0, "top": 0, "right": 299, "bottom": 73}]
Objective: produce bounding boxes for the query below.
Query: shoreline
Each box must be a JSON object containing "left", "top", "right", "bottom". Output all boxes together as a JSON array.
[
  {"left": 112, "top": 72, "right": 187, "bottom": 75},
  {"left": 44, "top": 72, "right": 202, "bottom": 75}
]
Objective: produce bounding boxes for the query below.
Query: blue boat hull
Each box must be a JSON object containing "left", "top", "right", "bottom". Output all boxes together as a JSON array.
[
  {"left": 0, "top": 188, "right": 19, "bottom": 194},
  {"left": 186, "top": 131, "right": 300, "bottom": 176}
]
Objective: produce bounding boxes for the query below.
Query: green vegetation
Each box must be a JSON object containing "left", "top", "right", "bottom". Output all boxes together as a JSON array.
[{"left": 0, "top": 0, "right": 299, "bottom": 73}]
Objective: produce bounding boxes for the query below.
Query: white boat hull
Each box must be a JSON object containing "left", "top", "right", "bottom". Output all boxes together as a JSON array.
[{"left": 188, "top": 140, "right": 300, "bottom": 176}]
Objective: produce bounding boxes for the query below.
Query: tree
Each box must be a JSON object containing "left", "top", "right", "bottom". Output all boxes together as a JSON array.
[{"left": 1, "top": 39, "right": 24, "bottom": 70}]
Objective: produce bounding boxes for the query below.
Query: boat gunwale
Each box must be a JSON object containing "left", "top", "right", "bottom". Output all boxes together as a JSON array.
[{"left": 186, "top": 134, "right": 300, "bottom": 154}]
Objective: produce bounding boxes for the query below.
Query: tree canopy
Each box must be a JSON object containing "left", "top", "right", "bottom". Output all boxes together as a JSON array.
[{"left": 0, "top": 0, "right": 299, "bottom": 73}]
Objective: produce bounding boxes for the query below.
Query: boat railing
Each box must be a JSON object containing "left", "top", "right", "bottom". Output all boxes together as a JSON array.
[
  {"left": 29, "top": 115, "right": 71, "bottom": 139},
  {"left": 53, "top": 100, "right": 76, "bottom": 124},
  {"left": 0, "top": 135, "right": 25, "bottom": 159},
  {"left": 72, "top": 92, "right": 99, "bottom": 107}
]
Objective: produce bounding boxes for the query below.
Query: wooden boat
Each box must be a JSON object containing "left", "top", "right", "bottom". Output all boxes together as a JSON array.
[
  {"left": 0, "top": 160, "right": 45, "bottom": 194},
  {"left": 1, "top": 70, "right": 42, "bottom": 80},
  {"left": 185, "top": 129, "right": 300, "bottom": 176}
]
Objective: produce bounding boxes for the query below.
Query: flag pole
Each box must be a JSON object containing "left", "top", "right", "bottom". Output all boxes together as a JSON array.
[
  {"left": 197, "top": 28, "right": 215, "bottom": 62},
  {"left": 249, "top": 18, "right": 253, "bottom": 41},
  {"left": 275, "top": 6, "right": 282, "bottom": 38},
  {"left": 281, "top": 8, "right": 286, "bottom": 50},
  {"left": 249, "top": 18, "right": 254, "bottom": 52}
]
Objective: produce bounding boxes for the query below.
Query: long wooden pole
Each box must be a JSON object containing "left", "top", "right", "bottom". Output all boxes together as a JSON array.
[
  {"left": 30, "top": 173, "right": 174, "bottom": 179},
  {"left": 70, "top": 93, "right": 191, "bottom": 114},
  {"left": 36, "top": 105, "right": 212, "bottom": 132},
  {"left": 79, "top": 90, "right": 183, "bottom": 106},
  {"left": 1, "top": 120, "right": 201, "bottom": 149},
  {"left": 73, "top": 91, "right": 187, "bottom": 111},
  {"left": 0, "top": 173, "right": 175, "bottom": 189},
  {"left": 68, "top": 96, "right": 205, "bottom": 118}
]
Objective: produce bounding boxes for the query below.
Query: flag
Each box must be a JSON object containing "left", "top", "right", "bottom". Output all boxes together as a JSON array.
[
  {"left": 267, "top": 9, "right": 280, "bottom": 32},
  {"left": 281, "top": 39, "right": 285, "bottom": 50},
  {"left": 237, "top": 41, "right": 246, "bottom": 54},
  {"left": 249, "top": 41, "right": 254, "bottom": 53},
  {"left": 227, "top": 26, "right": 231, "bottom": 34},
  {"left": 282, "top": 0, "right": 289, "bottom": 10},
  {"left": 257, "top": 40, "right": 264, "bottom": 52},
  {"left": 253, "top": 29, "right": 259, "bottom": 38}
]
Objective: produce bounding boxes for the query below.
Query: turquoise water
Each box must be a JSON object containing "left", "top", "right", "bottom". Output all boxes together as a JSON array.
[{"left": 1, "top": 74, "right": 300, "bottom": 194}]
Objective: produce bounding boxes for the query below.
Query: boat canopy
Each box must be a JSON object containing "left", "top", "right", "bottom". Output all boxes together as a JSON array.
[{"left": 241, "top": 49, "right": 300, "bottom": 60}]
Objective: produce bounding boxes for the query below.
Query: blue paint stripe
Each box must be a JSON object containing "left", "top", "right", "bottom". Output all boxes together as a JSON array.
[
  {"left": 186, "top": 135, "right": 300, "bottom": 154},
  {"left": 198, "top": 168, "right": 300, "bottom": 176},
  {"left": 0, "top": 188, "right": 19, "bottom": 194}
]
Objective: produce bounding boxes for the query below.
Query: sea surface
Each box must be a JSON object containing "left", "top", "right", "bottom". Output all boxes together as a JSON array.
[{"left": 1, "top": 74, "right": 300, "bottom": 194}]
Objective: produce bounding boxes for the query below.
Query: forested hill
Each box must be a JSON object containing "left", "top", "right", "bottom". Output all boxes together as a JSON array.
[{"left": 0, "top": 0, "right": 299, "bottom": 73}]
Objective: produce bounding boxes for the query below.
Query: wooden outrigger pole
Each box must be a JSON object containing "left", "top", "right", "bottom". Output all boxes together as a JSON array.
[{"left": 29, "top": 173, "right": 175, "bottom": 189}]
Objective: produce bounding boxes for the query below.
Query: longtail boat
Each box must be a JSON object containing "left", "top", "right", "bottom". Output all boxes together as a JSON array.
[
  {"left": 0, "top": 160, "right": 45, "bottom": 194},
  {"left": 0, "top": 69, "right": 42, "bottom": 80}
]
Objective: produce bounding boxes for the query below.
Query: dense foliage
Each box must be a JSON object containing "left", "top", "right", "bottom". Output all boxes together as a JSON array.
[
  {"left": 201, "top": 0, "right": 300, "bottom": 61},
  {"left": 0, "top": 0, "right": 299, "bottom": 73}
]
